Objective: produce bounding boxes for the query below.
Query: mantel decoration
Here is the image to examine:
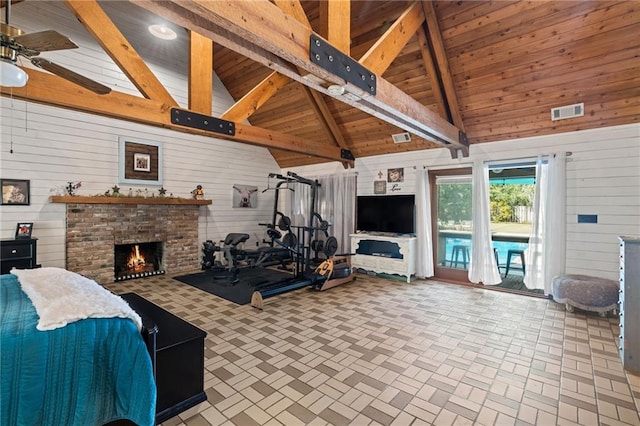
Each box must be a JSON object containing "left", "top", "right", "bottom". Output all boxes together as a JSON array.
[
  {"left": 192, "top": 185, "right": 204, "bottom": 200},
  {"left": 50, "top": 183, "right": 211, "bottom": 205},
  {"left": 66, "top": 181, "right": 82, "bottom": 196},
  {"left": 49, "top": 182, "right": 211, "bottom": 204},
  {"left": 118, "top": 136, "right": 163, "bottom": 186}
]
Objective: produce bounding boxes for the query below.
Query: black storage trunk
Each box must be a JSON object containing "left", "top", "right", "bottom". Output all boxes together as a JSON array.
[{"left": 121, "top": 293, "right": 207, "bottom": 424}]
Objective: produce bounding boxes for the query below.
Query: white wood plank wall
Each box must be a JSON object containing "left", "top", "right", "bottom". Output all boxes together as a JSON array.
[
  {"left": 1, "top": 2, "right": 280, "bottom": 269},
  {"left": 2, "top": 2, "right": 639, "bottom": 281},
  {"left": 289, "top": 124, "right": 640, "bottom": 281}
]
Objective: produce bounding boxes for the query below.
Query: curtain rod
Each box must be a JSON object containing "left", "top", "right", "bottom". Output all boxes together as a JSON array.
[
  {"left": 408, "top": 151, "right": 573, "bottom": 171},
  {"left": 413, "top": 162, "right": 473, "bottom": 170}
]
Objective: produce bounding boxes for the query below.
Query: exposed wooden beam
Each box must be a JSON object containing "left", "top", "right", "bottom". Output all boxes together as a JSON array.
[
  {"left": 319, "top": 0, "right": 350, "bottom": 54},
  {"left": 417, "top": 26, "right": 448, "bottom": 120},
  {"left": 359, "top": 1, "right": 425, "bottom": 74},
  {"left": 221, "top": 72, "right": 290, "bottom": 122},
  {"left": 188, "top": 31, "right": 213, "bottom": 114},
  {"left": 64, "top": 0, "right": 176, "bottom": 107},
  {"left": 131, "top": 0, "right": 464, "bottom": 148},
  {"left": 300, "top": 86, "right": 353, "bottom": 163},
  {"left": 421, "top": 0, "right": 464, "bottom": 132},
  {"left": 274, "top": 0, "right": 353, "bottom": 167},
  {"left": 0, "top": 69, "right": 348, "bottom": 163},
  {"left": 274, "top": 0, "right": 311, "bottom": 28}
]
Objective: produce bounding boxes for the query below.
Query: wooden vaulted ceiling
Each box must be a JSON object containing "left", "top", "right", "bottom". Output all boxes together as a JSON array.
[{"left": 1, "top": 1, "right": 639, "bottom": 169}]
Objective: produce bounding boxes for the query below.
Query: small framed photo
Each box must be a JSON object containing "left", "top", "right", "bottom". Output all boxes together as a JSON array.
[
  {"left": 387, "top": 168, "right": 404, "bottom": 183},
  {"left": 374, "top": 180, "right": 387, "bottom": 194},
  {"left": 134, "top": 153, "right": 151, "bottom": 172},
  {"left": 1, "top": 179, "right": 30, "bottom": 205},
  {"left": 15, "top": 222, "right": 33, "bottom": 239}
]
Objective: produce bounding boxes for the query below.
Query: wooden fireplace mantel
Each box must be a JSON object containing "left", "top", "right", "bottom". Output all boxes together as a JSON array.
[{"left": 50, "top": 195, "right": 212, "bottom": 205}]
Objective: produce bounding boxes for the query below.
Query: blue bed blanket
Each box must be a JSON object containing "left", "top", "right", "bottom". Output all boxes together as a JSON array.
[{"left": 1, "top": 273, "right": 156, "bottom": 426}]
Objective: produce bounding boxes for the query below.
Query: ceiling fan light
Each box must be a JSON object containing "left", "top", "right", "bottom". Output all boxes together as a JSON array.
[
  {"left": 148, "top": 24, "right": 177, "bottom": 40},
  {"left": 0, "top": 59, "right": 28, "bottom": 87}
]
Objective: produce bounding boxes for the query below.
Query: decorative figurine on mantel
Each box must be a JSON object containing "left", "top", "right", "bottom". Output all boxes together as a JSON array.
[
  {"left": 111, "top": 185, "right": 120, "bottom": 196},
  {"left": 66, "top": 181, "right": 82, "bottom": 196},
  {"left": 192, "top": 185, "right": 204, "bottom": 200},
  {"left": 158, "top": 186, "right": 167, "bottom": 197}
]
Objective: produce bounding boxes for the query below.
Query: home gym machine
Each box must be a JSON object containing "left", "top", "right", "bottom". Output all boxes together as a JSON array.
[{"left": 250, "top": 172, "right": 354, "bottom": 309}]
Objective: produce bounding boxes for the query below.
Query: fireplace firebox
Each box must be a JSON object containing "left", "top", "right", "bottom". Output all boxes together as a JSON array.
[{"left": 114, "top": 242, "right": 165, "bottom": 281}]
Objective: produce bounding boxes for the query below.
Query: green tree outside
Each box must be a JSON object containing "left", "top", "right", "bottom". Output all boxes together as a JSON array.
[
  {"left": 438, "top": 182, "right": 534, "bottom": 226},
  {"left": 490, "top": 183, "right": 534, "bottom": 223}
]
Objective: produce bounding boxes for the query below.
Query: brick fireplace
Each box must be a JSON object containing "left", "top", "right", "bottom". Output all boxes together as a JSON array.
[{"left": 53, "top": 196, "right": 210, "bottom": 284}]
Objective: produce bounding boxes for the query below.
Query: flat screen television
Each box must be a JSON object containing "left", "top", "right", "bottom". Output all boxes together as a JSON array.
[{"left": 357, "top": 194, "right": 415, "bottom": 235}]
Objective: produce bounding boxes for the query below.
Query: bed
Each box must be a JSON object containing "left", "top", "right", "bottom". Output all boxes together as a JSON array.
[{"left": 0, "top": 268, "right": 156, "bottom": 426}]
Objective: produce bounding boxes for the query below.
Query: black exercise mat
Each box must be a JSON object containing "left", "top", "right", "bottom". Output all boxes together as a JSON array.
[{"left": 173, "top": 268, "right": 293, "bottom": 305}]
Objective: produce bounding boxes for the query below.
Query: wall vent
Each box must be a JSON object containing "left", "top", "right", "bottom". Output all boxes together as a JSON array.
[
  {"left": 392, "top": 132, "right": 411, "bottom": 143},
  {"left": 551, "top": 103, "right": 584, "bottom": 121}
]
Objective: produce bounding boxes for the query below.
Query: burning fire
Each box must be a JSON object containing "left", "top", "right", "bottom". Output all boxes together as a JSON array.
[{"left": 126, "top": 245, "right": 146, "bottom": 271}]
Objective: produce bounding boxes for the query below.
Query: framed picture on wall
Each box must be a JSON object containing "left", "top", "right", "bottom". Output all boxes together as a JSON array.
[
  {"left": 15, "top": 222, "right": 33, "bottom": 239},
  {"left": 118, "top": 137, "right": 163, "bottom": 185},
  {"left": 387, "top": 168, "right": 404, "bottom": 183},
  {"left": 1, "top": 179, "right": 30, "bottom": 205},
  {"left": 232, "top": 184, "right": 258, "bottom": 208},
  {"left": 374, "top": 180, "right": 386, "bottom": 194}
]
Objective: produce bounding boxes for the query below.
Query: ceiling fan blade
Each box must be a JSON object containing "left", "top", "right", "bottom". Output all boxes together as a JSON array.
[
  {"left": 13, "top": 30, "right": 78, "bottom": 52},
  {"left": 30, "top": 57, "right": 111, "bottom": 95}
]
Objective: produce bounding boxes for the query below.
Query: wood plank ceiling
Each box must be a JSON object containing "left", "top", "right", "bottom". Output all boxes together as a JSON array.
[{"left": 2, "top": 1, "right": 638, "bottom": 169}]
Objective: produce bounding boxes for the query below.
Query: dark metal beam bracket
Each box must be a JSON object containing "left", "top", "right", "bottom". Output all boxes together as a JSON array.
[
  {"left": 309, "top": 34, "right": 376, "bottom": 95},
  {"left": 171, "top": 108, "right": 235, "bottom": 136},
  {"left": 341, "top": 149, "right": 354, "bottom": 161}
]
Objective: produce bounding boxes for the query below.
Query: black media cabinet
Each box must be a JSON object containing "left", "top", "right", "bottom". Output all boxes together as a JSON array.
[{"left": 121, "top": 293, "right": 207, "bottom": 424}]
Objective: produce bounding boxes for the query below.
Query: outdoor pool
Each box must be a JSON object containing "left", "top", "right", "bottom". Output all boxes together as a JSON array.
[{"left": 443, "top": 237, "right": 528, "bottom": 266}]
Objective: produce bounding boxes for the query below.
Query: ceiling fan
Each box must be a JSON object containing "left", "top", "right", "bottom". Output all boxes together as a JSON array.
[{"left": 0, "top": 0, "right": 111, "bottom": 94}]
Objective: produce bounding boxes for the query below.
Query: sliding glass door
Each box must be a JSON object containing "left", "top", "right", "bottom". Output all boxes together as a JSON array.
[
  {"left": 429, "top": 168, "right": 472, "bottom": 283},
  {"left": 429, "top": 164, "right": 540, "bottom": 293}
]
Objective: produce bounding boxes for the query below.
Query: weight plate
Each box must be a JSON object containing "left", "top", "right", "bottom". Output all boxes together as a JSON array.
[
  {"left": 278, "top": 215, "right": 291, "bottom": 231},
  {"left": 282, "top": 232, "right": 297, "bottom": 248},
  {"left": 324, "top": 236, "right": 338, "bottom": 257},
  {"left": 311, "top": 239, "right": 324, "bottom": 253}
]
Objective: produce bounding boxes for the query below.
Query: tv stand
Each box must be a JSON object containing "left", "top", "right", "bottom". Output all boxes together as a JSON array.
[{"left": 350, "top": 233, "right": 416, "bottom": 282}]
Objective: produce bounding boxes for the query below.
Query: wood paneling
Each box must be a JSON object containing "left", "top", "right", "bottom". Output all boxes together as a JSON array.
[
  {"left": 2, "top": 0, "right": 638, "bottom": 168},
  {"left": 209, "top": 0, "right": 639, "bottom": 166}
]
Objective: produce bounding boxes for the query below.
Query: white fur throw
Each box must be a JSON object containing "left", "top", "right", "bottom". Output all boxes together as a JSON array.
[{"left": 11, "top": 267, "right": 142, "bottom": 331}]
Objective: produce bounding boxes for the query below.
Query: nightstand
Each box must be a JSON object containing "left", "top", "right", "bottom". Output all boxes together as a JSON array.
[{"left": 0, "top": 238, "right": 39, "bottom": 275}]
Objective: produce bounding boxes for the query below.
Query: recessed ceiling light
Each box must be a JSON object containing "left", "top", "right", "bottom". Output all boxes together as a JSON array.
[{"left": 148, "top": 24, "right": 177, "bottom": 40}]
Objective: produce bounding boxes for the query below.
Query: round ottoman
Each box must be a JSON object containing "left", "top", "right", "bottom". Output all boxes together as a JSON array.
[{"left": 551, "top": 274, "right": 619, "bottom": 317}]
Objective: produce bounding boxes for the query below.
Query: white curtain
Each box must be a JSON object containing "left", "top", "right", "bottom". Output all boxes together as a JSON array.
[
  {"left": 469, "top": 161, "right": 502, "bottom": 284},
  {"left": 316, "top": 173, "right": 357, "bottom": 254},
  {"left": 287, "top": 181, "right": 312, "bottom": 228},
  {"left": 415, "top": 168, "right": 434, "bottom": 278},
  {"left": 286, "top": 173, "right": 357, "bottom": 255},
  {"left": 544, "top": 153, "right": 567, "bottom": 292},
  {"left": 524, "top": 153, "right": 566, "bottom": 293}
]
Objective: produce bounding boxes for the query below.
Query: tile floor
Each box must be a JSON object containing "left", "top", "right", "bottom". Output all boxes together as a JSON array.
[{"left": 107, "top": 273, "right": 640, "bottom": 426}]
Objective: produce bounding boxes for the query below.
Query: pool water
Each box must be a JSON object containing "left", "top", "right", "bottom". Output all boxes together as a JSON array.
[{"left": 443, "top": 238, "right": 528, "bottom": 267}]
